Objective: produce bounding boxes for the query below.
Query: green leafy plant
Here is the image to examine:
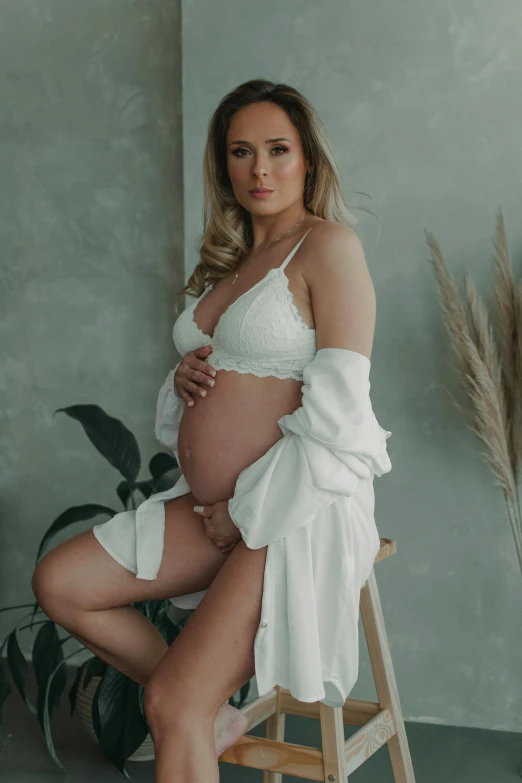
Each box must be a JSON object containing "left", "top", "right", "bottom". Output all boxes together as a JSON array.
[{"left": 0, "top": 403, "right": 250, "bottom": 776}]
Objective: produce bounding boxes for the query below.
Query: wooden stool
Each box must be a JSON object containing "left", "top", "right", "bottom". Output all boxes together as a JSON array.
[{"left": 218, "top": 537, "right": 416, "bottom": 782}]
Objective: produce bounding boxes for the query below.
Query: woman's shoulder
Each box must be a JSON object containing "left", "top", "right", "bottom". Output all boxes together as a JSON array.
[
  {"left": 306, "top": 218, "right": 358, "bottom": 244},
  {"left": 301, "top": 219, "right": 360, "bottom": 274}
]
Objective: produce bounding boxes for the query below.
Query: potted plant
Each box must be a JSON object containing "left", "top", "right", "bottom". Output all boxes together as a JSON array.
[{"left": 0, "top": 402, "right": 250, "bottom": 776}]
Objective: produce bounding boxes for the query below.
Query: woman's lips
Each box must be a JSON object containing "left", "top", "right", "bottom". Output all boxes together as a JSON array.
[{"left": 249, "top": 190, "right": 274, "bottom": 199}]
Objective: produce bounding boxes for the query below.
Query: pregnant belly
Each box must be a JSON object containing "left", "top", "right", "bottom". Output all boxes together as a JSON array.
[{"left": 177, "top": 369, "right": 304, "bottom": 506}]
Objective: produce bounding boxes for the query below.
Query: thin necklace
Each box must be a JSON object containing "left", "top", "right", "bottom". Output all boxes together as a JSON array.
[{"left": 231, "top": 212, "right": 308, "bottom": 285}]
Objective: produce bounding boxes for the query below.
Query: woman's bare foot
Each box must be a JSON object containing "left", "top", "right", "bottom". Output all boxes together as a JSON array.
[{"left": 214, "top": 701, "right": 249, "bottom": 757}]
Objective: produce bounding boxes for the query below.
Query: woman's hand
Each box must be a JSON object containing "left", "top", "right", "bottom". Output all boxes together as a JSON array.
[
  {"left": 193, "top": 500, "right": 243, "bottom": 553},
  {"left": 174, "top": 346, "right": 217, "bottom": 406}
]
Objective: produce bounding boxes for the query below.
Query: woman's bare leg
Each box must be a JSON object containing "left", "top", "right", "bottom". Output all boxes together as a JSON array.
[
  {"left": 64, "top": 620, "right": 168, "bottom": 687},
  {"left": 152, "top": 722, "right": 221, "bottom": 783},
  {"left": 31, "top": 493, "right": 228, "bottom": 682},
  {"left": 69, "top": 626, "right": 245, "bottom": 759},
  {"left": 30, "top": 492, "right": 248, "bottom": 753},
  {"left": 143, "top": 538, "right": 267, "bottom": 781}
]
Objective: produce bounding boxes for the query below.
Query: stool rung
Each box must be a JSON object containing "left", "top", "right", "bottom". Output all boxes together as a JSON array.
[
  {"left": 344, "top": 707, "right": 396, "bottom": 775},
  {"left": 239, "top": 687, "right": 383, "bottom": 728},
  {"left": 279, "top": 693, "right": 382, "bottom": 727},
  {"left": 218, "top": 734, "right": 326, "bottom": 781}
]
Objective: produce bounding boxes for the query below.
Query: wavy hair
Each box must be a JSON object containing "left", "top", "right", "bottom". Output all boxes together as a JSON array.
[{"left": 174, "top": 78, "right": 367, "bottom": 316}]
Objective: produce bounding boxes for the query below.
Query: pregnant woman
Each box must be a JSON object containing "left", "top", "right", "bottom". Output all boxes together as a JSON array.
[{"left": 31, "top": 79, "right": 392, "bottom": 782}]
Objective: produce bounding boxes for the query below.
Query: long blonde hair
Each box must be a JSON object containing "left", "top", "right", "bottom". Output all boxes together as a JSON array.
[{"left": 174, "top": 78, "right": 364, "bottom": 316}]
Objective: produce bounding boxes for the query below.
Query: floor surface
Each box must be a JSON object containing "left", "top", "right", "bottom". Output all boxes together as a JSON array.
[{"left": 1, "top": 665, "right": 521, "bottom": 782}]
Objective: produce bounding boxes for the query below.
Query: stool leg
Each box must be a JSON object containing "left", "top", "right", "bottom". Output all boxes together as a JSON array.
[
  {"left": 360, "top": 568, "right": 416, "bottom": 783},
  {"left": 319, "top": 703, "right": 347, "bottom": 782},
  {"left": 263, "top": 685, "right": 286, "bottom": 783}
]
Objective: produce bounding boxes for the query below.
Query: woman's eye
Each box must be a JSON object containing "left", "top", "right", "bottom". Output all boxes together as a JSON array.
[{"left": 232, "top": 146, "right": 288, "bottom": 157}]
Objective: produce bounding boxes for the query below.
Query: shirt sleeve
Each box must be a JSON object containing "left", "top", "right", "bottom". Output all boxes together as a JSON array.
[
  {"left": 227, "top": 347, "right": 392, "bottom": 550},
  {"left": 154, "top": 360, "right": 185, "bottom": 464},
  {"left": 171, "top": 359, "right": 183, "bottom": 399}
]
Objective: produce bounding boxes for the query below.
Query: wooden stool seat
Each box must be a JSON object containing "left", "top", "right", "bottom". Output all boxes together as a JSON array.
[{"left": 218, "top": 537, "right": 416, "bottom": 782}]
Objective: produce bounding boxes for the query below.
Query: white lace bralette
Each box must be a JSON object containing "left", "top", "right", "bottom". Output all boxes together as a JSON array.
[{"left": 172, "top": 227, "right": 316, "bottom": 380}]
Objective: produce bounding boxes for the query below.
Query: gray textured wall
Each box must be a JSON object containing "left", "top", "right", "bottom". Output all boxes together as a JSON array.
[
  {"left": 0, "top": 0, "right": 183, "bottom": 657},
  {"left": 181, "top": 0, "right": 522, "bottom": 733},
  {"left": 2, "top": 0, "right": 522, "bottom": 737}
]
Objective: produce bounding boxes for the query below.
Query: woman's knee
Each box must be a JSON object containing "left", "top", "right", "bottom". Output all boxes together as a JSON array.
[
  {"left": 142, "top": 678, "right": 195, "bottom": 732},
  {"left": 31, "top": 531, "right": 94, "bottom": 619}
]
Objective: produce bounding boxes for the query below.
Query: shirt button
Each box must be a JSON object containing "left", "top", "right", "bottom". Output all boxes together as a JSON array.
[{"left": 260, "top": 622, "right": 267, "bottom": 628}]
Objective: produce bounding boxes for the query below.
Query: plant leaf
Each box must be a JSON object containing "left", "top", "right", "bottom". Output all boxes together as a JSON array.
[
  {"left": 4, "top": 603, "right": 47, "bottom": 639},
  {"left": 238, "top": 680, "right": 251, "bottom": 708},
  {"left": 133, "top": 599, "right": 160, "bottom": 622},
  {"left": 116, "top": 480, "right": 133, "bottom": 510},
  {"left": 151, "top": 474, "right": 176, "bottom": 493},
  {"left": 33, "top": 622, "right": 67, "bottom": 732},
  {"left": 3, "top": 607, "right": 48, "bottom": 717},
  {"left": 82, "top": 656, "right": 108, "bottom": 690},
  {"left": 152, "top": 602, "right": 180, "bottom": 646},
  {"left": 54, "top": 404, "right": 141, "bottom": 484},
  {"left": 6, "top": 629, "right": 36, "bottom": 714},
  {"left": 35, "top": 504, "right": 117, "bottom": 562},
  {"left": 229, "top": 679, "right": 251, "bottom": 710},
  {"left": 26, "top": 602, "right": 43, "bottom": 634},
  {"left": 93, "top": 666, "right": 149, "bottom": 771},
  {"left": 133, "top": 479, "right": 155, "bottom": 501},
  {"left": 149, "top": 599, "right": 166, "bottom": 624},
  {"left": 0, "top": 636, "right": 13, "bottom": 745},
  {"left": 42, "top": 646, "right": 85, "bottom": 771},
  {"left": 67, "top": 665, "right": 84, "bottom": 718},
  {"left": 0, "top": 603, "right": 41, "bottom": 616},
  {"left": 149, "top": 452, "right": 178, "bottom": 480}
]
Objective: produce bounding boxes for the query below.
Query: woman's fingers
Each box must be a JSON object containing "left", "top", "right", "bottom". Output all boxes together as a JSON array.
[
  {"left": 175, "top": 373, "right": 210, "bottom": 404},
  {"left": 174, "top": 349, "right": 217, "bottom": 403},
  {"left": 192, "top": 347, "right": 217, "bottom": 385},
  {"left": 187, "top": 379, "right": 210, "bottom": 399}
]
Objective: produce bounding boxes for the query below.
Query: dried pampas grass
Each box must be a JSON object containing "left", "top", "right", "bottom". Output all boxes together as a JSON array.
[{"left": 427, "top": 207, "right": 522, "bottom": 574}]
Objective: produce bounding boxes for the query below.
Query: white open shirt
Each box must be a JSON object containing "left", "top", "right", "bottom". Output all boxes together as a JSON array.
[{"left": 93, "top": 347, "right": 392, "bottom": 707}]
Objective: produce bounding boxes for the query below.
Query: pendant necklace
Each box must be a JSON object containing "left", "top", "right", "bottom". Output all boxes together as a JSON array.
[{"left": 231, "top": 212, "right": 308, "bottom": 285}]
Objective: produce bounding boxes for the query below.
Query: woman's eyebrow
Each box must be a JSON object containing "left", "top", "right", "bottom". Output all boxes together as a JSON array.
[{"left": 228, "top": 137, "right": 292, "bottom": 146}]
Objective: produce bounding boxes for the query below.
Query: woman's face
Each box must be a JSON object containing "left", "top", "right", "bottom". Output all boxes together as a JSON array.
[{"left": 225, "top": 102, "right": 310, "bottom": 216}]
